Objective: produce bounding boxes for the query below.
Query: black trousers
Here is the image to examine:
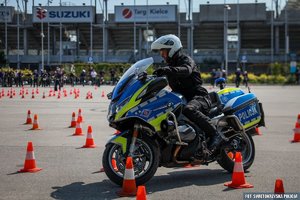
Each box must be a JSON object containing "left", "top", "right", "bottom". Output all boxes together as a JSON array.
[{"left": 183, "top": 95, "right": 216, "bottom": 139}]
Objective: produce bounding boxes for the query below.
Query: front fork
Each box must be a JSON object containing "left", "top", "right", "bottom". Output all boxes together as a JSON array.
[{"left": 128, "top": 123, "right": 140, "bottom": 157}]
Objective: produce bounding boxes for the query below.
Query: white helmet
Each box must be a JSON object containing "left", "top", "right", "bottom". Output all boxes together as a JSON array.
[{"left": 151, "top": 34, "right": 182, "bottom": 58}]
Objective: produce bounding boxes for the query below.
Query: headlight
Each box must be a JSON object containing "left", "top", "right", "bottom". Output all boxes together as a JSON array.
[
  {"left": 116, "top": 97, "right": 130, "bottom": 113},
  {"left": 107, "top": 103, "right": 115, "bottom": 121},
  {"left": 107, "top": 97, "right": 130, "bottom": 122}
]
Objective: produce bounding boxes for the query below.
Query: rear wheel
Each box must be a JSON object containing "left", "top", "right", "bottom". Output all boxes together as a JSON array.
[
  {"left": 217, "top": 132, "right": 255, "bottom": 172},
  {"left": 102, "top": 135, "right": 160, "bottom": 186}
]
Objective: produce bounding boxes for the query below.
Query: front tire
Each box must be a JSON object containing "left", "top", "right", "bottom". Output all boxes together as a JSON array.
[
  {"left": 217, "top": 132, "right": 255, "bottom": 172},
  {"left": 102, "top": 135, "right": 160, "bottom": 186}
]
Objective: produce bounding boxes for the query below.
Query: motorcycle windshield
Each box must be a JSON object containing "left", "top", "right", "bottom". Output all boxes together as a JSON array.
[{"left": 112, "top": 57, "right": 154, "bottom": 100}]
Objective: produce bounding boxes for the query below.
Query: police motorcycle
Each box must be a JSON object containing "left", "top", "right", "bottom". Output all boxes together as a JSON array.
[{"left": 102, "top": 57, "right": 265, "bottom": 186}]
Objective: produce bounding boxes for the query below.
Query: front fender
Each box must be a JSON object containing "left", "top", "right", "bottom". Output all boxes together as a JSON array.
[{"left": 106, "top": 131, "right": 129, "bottom": 154}]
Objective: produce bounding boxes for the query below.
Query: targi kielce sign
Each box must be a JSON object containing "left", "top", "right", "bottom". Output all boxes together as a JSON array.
[
  {"left": 115, "top": 5, "right": 177, "bottom": 23},
  {"left": 32, "top": 6, "right": 95, "bottom": 23}
]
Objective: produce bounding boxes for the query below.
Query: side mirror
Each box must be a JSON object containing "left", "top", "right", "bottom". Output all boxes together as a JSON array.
[
  {"left": 107, "top": 92, "right": 112, "bottom": 100},
  {"left": 138, "top": 72, "right": 147, "bottom": 82}
]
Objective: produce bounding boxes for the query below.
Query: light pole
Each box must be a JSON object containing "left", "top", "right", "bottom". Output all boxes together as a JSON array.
[
  {"left": 47, "top": 0, "right": 52, "bottom": 66},
  {"left": 16, "top": 1, "right": 20, "bottom": 69},
  {"left": 37, "top": 4, "right": 47, "bottom": 71},
  {"left": 284, "top": 0, "right": 289, "bottom": 66},
  {"left": 4, "top": 0, "right": 8, "bottom": 65},
  {"left": 178, "top": 0, "right": 181, "bottom": 38},
  {"left": 271, "top": 0, "right": 274, "bottom": 73},
  {"left": 103, "top": 0, "right": 107, "bottom": 62},
  {"left": 90, "top": 0, "right": 93, "bottom": 60},
  {"left": 133, "top": 0, "right": 136, "bottom": 61},
  {"left": 224, "top": 4, "right": 231, "bottom": 74},
  {"left": 59, "top": 0, "right": 62, "bottom": 65},
  {"left": 236, "top": 0, "right": 240, "bottom": 66},
  {"left": 146, "top": 0, "right": 149, "bottom": 55}
]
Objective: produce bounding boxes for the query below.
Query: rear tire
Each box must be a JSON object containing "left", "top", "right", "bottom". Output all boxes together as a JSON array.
[
  {"left": 102, "top": 135, "right": 160, "bottom": 186},
  {"left": 217, "top": 132, "right": 255, "bottom": 172}
]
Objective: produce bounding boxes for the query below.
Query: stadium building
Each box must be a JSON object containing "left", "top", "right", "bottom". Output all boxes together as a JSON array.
[{"left": 0, "top": 0, "right": 299, "bottom": 72}]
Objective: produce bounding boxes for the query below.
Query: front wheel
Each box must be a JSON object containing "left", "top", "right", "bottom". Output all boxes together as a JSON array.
[
  {"left": 102, "top": 135, "right": 160, "bottom": 186},
  {"left": 217, "top": 132, "right": 255, "bottom": 172}
]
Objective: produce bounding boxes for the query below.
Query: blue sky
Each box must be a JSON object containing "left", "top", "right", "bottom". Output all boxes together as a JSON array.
[{"left": 3, "top": 0, "right": 286, "bottom": 13}]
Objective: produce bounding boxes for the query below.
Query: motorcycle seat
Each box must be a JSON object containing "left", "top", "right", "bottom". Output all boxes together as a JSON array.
[{"left": 208, "top": 91, "right": 224, "bottom": 118}]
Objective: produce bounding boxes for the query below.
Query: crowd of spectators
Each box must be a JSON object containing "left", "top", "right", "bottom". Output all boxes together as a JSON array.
[
  {"left": 1, "top": 66, "right": 300, "bottom": 88},
  {"left": 0, "top": 66, "right": 120, "bottom": 89}
]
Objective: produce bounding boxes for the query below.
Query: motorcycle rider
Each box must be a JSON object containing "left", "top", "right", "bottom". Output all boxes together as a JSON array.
[{"left": 151, "top": 34, "right": 222, "bottom": 154}]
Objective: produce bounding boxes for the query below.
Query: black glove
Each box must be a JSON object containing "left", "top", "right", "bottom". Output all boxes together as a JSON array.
[{"left": 153, "top": 67, "right": 172, "bottom": 77}]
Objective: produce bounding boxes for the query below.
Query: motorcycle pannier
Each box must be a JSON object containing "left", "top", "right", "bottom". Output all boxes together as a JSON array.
[{"left": 222, "top": 93, "right": 262, "bottom": 129}]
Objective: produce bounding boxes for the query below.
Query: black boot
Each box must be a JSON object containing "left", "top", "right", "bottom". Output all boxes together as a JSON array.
[{"left": 208, "top": 134, "right": 223, "bottom": 154}]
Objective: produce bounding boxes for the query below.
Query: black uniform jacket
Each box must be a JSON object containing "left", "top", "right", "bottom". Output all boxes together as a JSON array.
[{"left": 166, "top": 51, "right": 208, "bottom": 101}]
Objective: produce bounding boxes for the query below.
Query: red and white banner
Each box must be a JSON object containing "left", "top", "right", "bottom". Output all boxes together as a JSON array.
[{"left": 115, "top": 5, "right": 177, "bottom": 23}]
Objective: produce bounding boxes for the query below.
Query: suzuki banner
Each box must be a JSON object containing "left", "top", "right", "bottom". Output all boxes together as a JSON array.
[
  {"left": 0, "top": 6, "right": 14, "bottom": 23},
  {"left": 32, "top": 6, "right": 95, "bottom": 23},
  {"left": 115, "top": 5, "right": 177, "bottom": 23}
]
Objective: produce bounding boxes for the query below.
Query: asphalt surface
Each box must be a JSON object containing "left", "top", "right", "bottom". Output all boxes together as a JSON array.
[{"left": 0, "top": 85, "right": 299, "bottom": 200}]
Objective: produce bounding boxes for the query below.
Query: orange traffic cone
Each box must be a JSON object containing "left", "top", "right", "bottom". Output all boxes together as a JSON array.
[
  {"left": 183, "top": 163, "right": 200, "bottom": 168},
  {"left": 78, "top": 108, "right": 84, "bottom": 122},
  {"left": 69, "top": 112, "right": 76, "bottom": 128},
  {"left": 224, "top": 152, "right": 253, "bottom": 189},
  {"left": 274, "top": 179, "right": 284, "bottom": 194},
  {"left": 31, "top": 90, "right": 35, "bottom": 99},
  {"left": 24, "top": 110, "right": 32, "bottom": 125},
  {"left": 77, "top": 115, "right": 83, "bottom": 124},
  {"left": 99, "top": 167, "right": 105, "bottom": 172},
  {"left": 290, "top": 123, "right": 300, "bottom": 143},
  {"left": 82, "top": 125, "right": 96, "bottom": 148},
  {"left": 99, "top": 158, "right": 118, "bottom": 173},
  {"left": 48, "top": 89, "right": 52, "bottom": 97},
  {"left": 101, "top": 91, "right": 105, "bottom": 97},
  {"left": 112, "top": 158, "right": 119, "bottom": 172},
  {"left": 114, "top": 130, "right": 121, "bottom": 135},
  {"left": 255, "top": 127, "right": 262, "bottom": 136},
  {"left": 136, "top": 186, "right": 147, "bottom": 200},
  {"left": 18, "top": 142, "right": 42, "bottom": 173},
  {"left": 73, "top": 118, "right": 83, "bottom": 136},
  {"left": 117, "top": 156, "right": 137, "bottom": 197},
  {"left": 296, "top": 114, "right": 300, "bottom": 127},
  {"left": 30, "top": 114, "right": 41, "bottom": 130},
  {"left": 227, "top": 152, "right": 234, "bottom": 160}
]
